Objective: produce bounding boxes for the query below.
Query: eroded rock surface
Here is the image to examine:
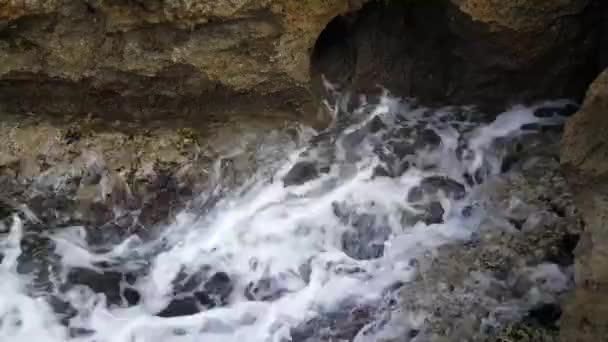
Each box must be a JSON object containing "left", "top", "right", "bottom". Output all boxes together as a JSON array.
[
  {"left": 0, "top": 113, "right": 297, "bottom": 233},
  {"left": 0, "top": 0, "right": 369, "bottom": 125},
  {"left": 1, "top": 0, "right": 606, "bottom": 123},
  {"left": 561, "top": 69, "right": 608, "bottom": 342},
  {"left": 397, "top": 130, "right": 582, "bottom": 342}
]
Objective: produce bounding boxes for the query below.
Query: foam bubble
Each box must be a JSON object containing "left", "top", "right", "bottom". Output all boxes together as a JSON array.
[{"left": 0, "top": 94, "right": 574, "bottom": 341}]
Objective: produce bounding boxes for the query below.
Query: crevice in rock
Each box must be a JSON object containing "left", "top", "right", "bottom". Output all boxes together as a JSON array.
[
  {"left": 0, "top": 73, "right": 311, "bottom": 125},
  {"left": 310, "top": 0, "right": 605, "bottom": 113}
]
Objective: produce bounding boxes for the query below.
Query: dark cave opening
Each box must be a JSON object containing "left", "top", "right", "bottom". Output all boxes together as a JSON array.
[{"left": 309, "top": 0, "right": 605, "bottom": 113}]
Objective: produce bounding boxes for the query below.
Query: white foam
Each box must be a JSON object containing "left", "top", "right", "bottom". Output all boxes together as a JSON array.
[{"left": 0, "top": 96, "right": 574, "bottom": 342}]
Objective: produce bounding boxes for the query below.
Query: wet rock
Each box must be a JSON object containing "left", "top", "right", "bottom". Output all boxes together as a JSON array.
[
  {"left": 342, "top": 227, "right": 389, "bottom": 260},
  {"left": 172, "top": 268, "right": 208, "bottom": 294},
  {"left": 410, "top": 176, "right": 467, "bottom": 201},
  {"left": 202, "top": 272, "right": 233, "bottom": 306},
  {"left": 298, "top": 262, "right": 313, "bottom": 285},
  {"left": 85, "top": 223, "right": 138, "bottom": 247},
  {"left": 0, "top": 114, "right": 290, "bottom": 241},
  {"left": 68, "top": 328, "right": 96, "bottom": 338},
  {"left": 524, "top": 303, "right": 562, "bottom": 330},
  {"left": 66, "top": 268, "right": 126, "bottom": 305},
  {"left": 403, "top": 200, "right": 446, "bottom": 227},
  {"left": 171, "top": 269, "right": 233, "bottom": 307},
  {"left": 157, "top": 297, "right": 202, "bottom": 318},
  {"left": 520, "top": 123, "right": 565, "bottom": 134},
  {"left": 123, "top": 287, "right": 141, "bottom": 306},
  {"left": 463, "top": 167, "right": 489, "bottom": 186},
  {"left": 283, "top": 161, "right": 319, "bottom": 187},
  {"left": 501, "top": 154, "right": 520, "bottom": 173},
  {"left": 544, "top": 233, "right": 579, "bottom": 267},
  {"left": 16, "top": 234, "right": 58, "bottom": 292},
  {"left": 289, "top": 304, "right": 374, "bottom": 342},
  {"left": 422, "top": 201, "right": 445, "bottom": 225},
  {"left": 534, "top": 104, "right": 579, "bottom": 118},
  {"left": 407, "top": 186, "right": 424, "bottom": 203},
  {"left": 414, "top": 129, "right": 442, "bottom": 150},
  {"left": 138, "top": 174, "right": 182, "bottom": 227},
  {"left": 26, "top": 195, "right": 77, "bottom": 226},
  {"left": 0, "top": 199, "right": 15, "bottom": 229},
  {"left": 367, "top": 116, "right": 387, "bottom": 133},
  {"left": 158, "top": 271, "right": 233, "bottom": 317},
  {"left": 397, "top": 128, "right": 582, "bottom": 341},
  {"left": 62, "top": 265, "right": 141, "bottom": 306},
  {"left": 521, "top": 123, "right": 542, "bottom": 131},
  {"left": 245, "top": 277, "right": 287, "bottom": 301},
  {"left": 341, "top": 127, "right": 371, "bottom": 153},
  {"left": 371, "top": 165, "right": 391, "bottom": 179},
  {"left": 389, "top": 140, "right": 415, "bottom": 160},
  {"left": 333, "top": 205, "right": 392, "bottom": 260},
  {"left": 47, "top": 296, "right": 78, "bottom": 325}
]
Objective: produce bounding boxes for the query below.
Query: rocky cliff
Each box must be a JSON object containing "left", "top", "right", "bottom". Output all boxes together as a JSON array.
[
  {"left": 0, "top": 0, "right": 369, "bottom": 125},
  {"left": 0, "top": 0, "right": 604, "bottom": 123},
  {"left": 2, "top": 0, "right": 608, "bottom": 341},
  {"left": 561, "top": 69, "right": 608, "bottom": 342}
]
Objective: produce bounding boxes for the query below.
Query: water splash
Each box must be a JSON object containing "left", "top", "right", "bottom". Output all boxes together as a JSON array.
[{"left": 0, "top": 95, "right": 574, "bottom": 342}]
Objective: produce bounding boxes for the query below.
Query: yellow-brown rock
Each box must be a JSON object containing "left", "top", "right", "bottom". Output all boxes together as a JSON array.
[
  {"left": 0, "top": 0, "right": 367, "bottom": 124},
  {"left": 561, "top": 69, "right": 608, "bottom": 342}
]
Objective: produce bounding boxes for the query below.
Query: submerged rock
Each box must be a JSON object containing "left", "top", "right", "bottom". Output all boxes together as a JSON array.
[
  {"left": 333, "top": 202, "right": 392, "bottom": 260},
  {"left": 158, "top": 270, "right": 234, "bottom": 317},
  {"left": 165, "top": 268, "right": 234, "bottom": 315},
  {"left": 283, "top": 161, "right": 320, "bottom": 187},
  {"left": 63, "top": 266, "right": 144, "bottom": 307},
  {"left": 157, "top": 297, "right": 202, "bottom": 318},
  {"left": 245, "top": 277, "right": 287, "bottom": 302},
  {"left": 419, "top": 176, "right": 467, "bottom": 200},
  {"left": 289, "top": 304, "right": 375, "bottom": 342}
]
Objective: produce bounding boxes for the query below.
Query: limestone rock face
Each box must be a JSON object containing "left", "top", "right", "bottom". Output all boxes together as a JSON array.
[
  {"left": 1, "top": 0, "right": 605, "bottom": 123},
  {"left": 561, "top": 69, "right": 608, "bottom": 342},
  {"left": 0, "top": 0, "right": 366, "bottom": 124}
]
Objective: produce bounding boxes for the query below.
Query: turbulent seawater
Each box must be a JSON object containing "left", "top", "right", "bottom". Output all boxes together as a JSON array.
[{"left": 0, "top": 91, "right": 576, "bottom": 342}]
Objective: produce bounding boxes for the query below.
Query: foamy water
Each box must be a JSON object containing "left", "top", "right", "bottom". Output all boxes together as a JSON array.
[{"left": 0, "top": 94, "right": 573, "bottom": 342}]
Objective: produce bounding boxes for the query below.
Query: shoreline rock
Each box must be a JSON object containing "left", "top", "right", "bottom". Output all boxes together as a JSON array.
[
  {"left": 0, "top": 112, "right": 297, "bottom": 233},
  {"left": 561, "top": 69, "right": 608, "bottom": 342}
]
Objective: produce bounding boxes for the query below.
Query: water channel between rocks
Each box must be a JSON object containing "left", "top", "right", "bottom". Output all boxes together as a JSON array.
[{"left": 0, "top": 90, "right": 581, "bottom": 342}]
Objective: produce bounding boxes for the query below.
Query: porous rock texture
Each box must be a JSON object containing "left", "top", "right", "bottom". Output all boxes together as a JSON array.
[
  {"left": 0, "top": 0, "right": 368, "bottom": 125},
  {"left": 0, "top": 112, "right": 298, "bottom": 234},
  {"left": 0, "top": 0, "right": 605, "bottom": 122},
  {"left": 561, "top": 69, "right": 608, "bottom": 342},
  {"left": 399, "top": 130, "right": 582, "bottom": 342}
]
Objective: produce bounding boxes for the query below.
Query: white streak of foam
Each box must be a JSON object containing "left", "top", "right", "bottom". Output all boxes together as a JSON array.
[{"left": 0, "top": 217, "right": 66, "bottom": 341}]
